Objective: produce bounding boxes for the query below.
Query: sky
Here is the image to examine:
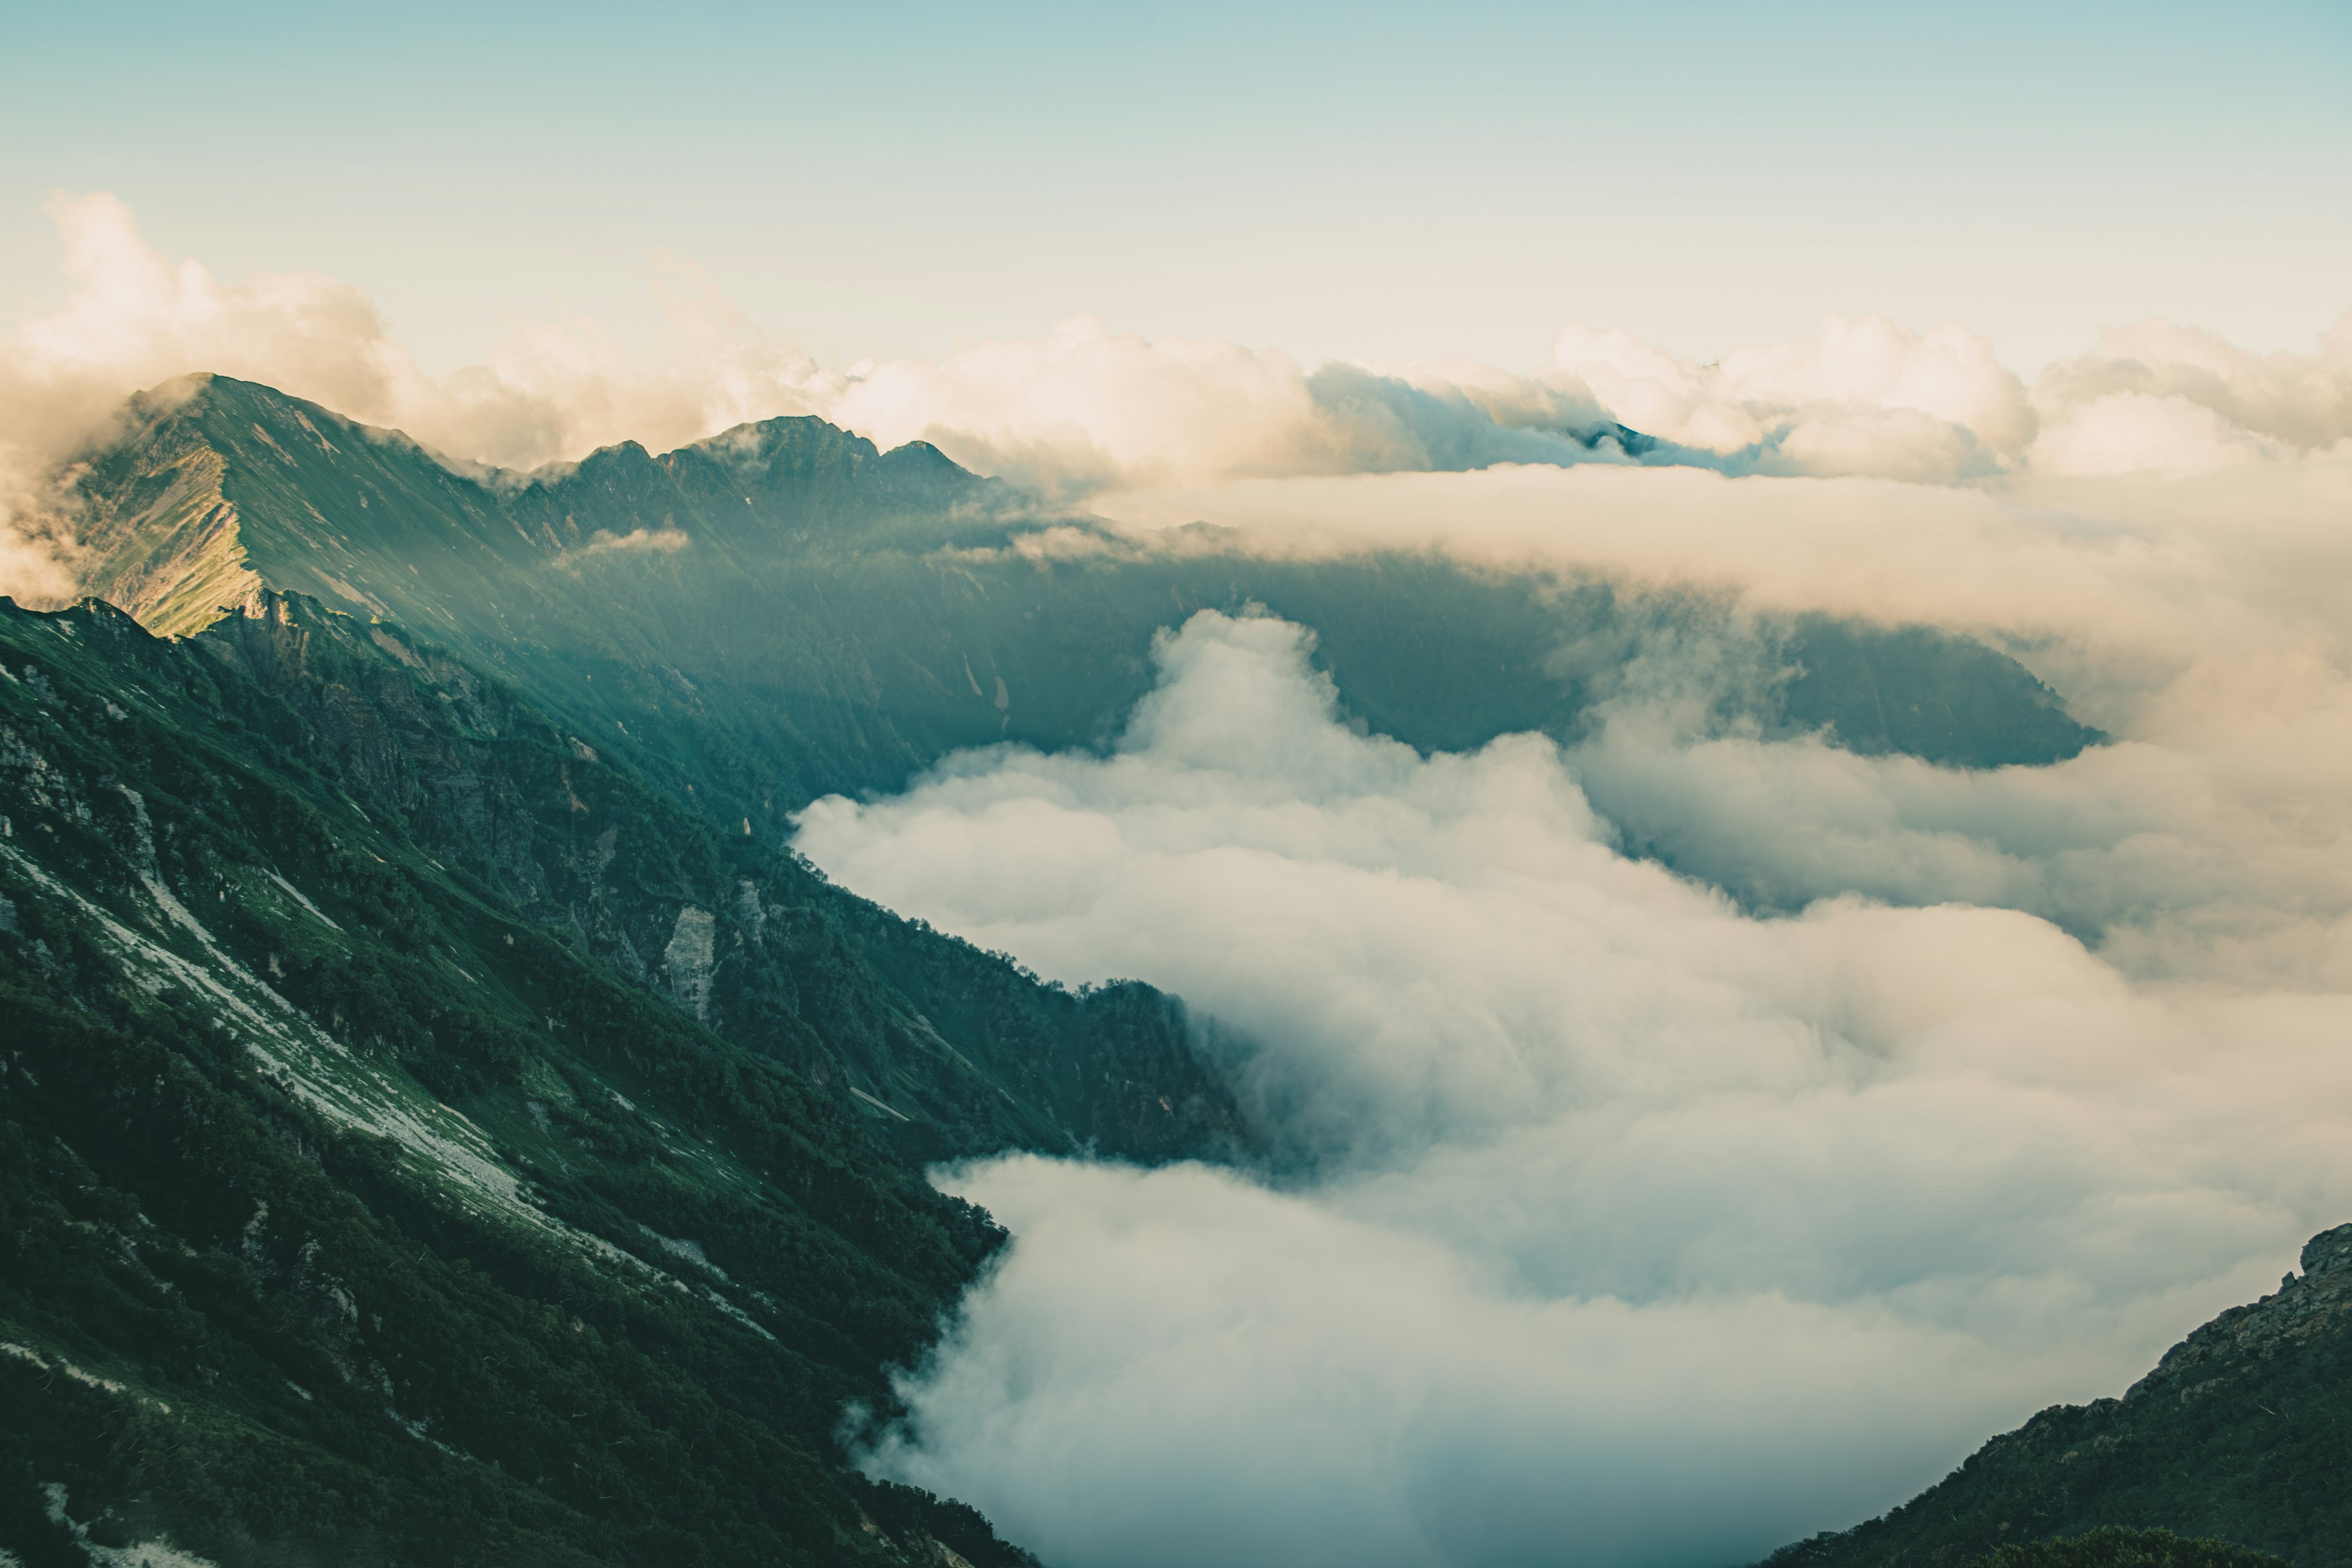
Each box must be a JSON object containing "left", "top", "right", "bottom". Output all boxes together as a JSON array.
[{"left": 4, "top": 0, "right": 2348, "bottom": 377}]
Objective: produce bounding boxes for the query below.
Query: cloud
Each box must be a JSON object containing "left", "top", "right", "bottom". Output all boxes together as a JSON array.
[
  {"left": 801, "top": 610, "right": 2352, "bottom": 1566},
  {"left": 856, "top": 1157, "right": 2060, "bottom": 1568},
  {"left": 4, "top": 194, "right": 839, "bottom": 472},
  {"left": 553, "top": 526, "right": 693, "bottom": 567},
  {"left": 1554, "top": 315, "right": 2035, "bottom": 481},
  {"left": 4, "top": 194, "right": 2348, "bottom": 607},
  {"left": 816, "top": 317, "right": 1632, "bottom": 497},
  {"left": 2029, "top": 316, "right": 2352, "bottom": 470}
]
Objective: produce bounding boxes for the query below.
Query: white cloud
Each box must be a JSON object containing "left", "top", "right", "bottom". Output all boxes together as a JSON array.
[
  {"left": 2025, "top": 391, "right": 2278, "bottom": 476},
  {"left": 2022, "top": 315, "right": 2352, "bottom": 463},
  {"left": 555, "top": 526, "right": 693, "bottom": 566},
  {"left": 802, "top": 610, "right": 2352, "bottom": 1567},
  {"left": 1553, "top": 314, "right": 2033, "bottom": 481},
  {"left": 0, "top": 195, "right": 836, "bottom": 598},
  {"left": 859, "top": 1158, "right": 2059, "bottom": 1568}
]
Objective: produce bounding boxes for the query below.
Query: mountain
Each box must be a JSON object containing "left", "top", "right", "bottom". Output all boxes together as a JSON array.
[
  {"left": 0, "top": 587, "right": 1239, "bottom": 1566},
  {"left": 1964, "top": 1529, "right": 2288, "bottom": 1567},
  {"left": 1765, "top": 1223, "right": 2352, "bottom": 1567},
  {"left": 57, "top": 375, "right": 2104, "bottom": 850},
  {"left": 3, "top": 372, "right": 2120, "bottom": 1566}
]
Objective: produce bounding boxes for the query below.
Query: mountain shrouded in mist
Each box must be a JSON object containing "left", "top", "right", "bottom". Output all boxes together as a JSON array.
[
  {"left": 55, "top": 374, "right": 2101, "bottom": 823},
  {"left": 5, "top": 365, "right": 2351, "bottom": 1568},
  {"left": 5, "top": 0, "right": 2351, "bottom": 1547}
]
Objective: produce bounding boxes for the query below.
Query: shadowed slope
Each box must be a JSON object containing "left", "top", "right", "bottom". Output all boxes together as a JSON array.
[
  {"left": 0, "top": 589, "right": 1240, "bottom": 1565},
  {"left": 1766, "top": 1226, "right": 2352, "bottom": 1568}
]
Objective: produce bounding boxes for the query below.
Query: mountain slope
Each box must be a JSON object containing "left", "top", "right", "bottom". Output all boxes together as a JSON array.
[
  {"left": 1765, "top": 1224, "right": 2352, "bottom": 1568},
  {"left": 0, "top": 589, "right": 1237, "bottom": 1565},
  {"left": 56, "top": 376, "right": 2105, "bottom": 847}
]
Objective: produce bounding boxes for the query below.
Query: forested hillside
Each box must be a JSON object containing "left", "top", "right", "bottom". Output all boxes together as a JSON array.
[
  {"left": 0, "top": 589, "right": 1238, "bottom": 1566},
  {"left": 1766, "top": 1226, "right": 2352, "bottom": 1568},
  {"left": 58, "top": 375, "right": 2104, "bottom": 845}
]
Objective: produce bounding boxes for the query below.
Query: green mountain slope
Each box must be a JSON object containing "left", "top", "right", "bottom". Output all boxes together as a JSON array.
[
  {"left": 0, "top": 589, "right": 1238, "bottom": 1566},
  {"left": 1765, "top": 1224, "right": 2352, "bottom": 1568},
  {"left": 59, "top": 376, "right": 2103, "bottom": 850},
  {"left": 1963, "top": 1529, "right": 2290, "bottom": 1568}
]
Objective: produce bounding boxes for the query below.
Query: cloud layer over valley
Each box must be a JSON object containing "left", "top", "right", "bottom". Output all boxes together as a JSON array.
[{"left": 798, "top": 430, "right": 2352, "bottom": 1562}]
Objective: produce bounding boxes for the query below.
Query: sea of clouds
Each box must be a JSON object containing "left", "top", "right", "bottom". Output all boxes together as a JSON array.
[
  {"left": 7, "top": 190, "right": 2352, "bottom": 1567},
  {"left": 799, "top": 584, "right": 2352, "bottom": 1564}
]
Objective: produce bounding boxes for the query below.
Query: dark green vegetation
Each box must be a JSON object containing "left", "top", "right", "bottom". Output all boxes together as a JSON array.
[
  {"left": 1766, "top": 1225, "right": 2352, "bottom": 1568},
  {"left": 61, "top": 375, "right": 2100, "bottom": 852},
  {"left": 1962, "top": 1527, "right": 2290, "bottom": 1568},
  {"left": 0, "top": 589, "right": 1241, "bottom": 1564}
]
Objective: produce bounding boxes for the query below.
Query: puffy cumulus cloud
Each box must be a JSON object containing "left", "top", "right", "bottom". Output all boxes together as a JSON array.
[
  {"left": 821, "top": 317, "right": 1309, "bottom": 493},
  {"left": 928, "top": 311, "right": 2352, "bottom": 489},
  {"left": 858, "top": 1159, "right": 2055, "bottom": 1568},
  {"left": 2025, "top": 315, "right": 2352, "bottom": 475},
  {"left": 1093, "top": 449, "right": 2352, "bottom": 984},
  {"left": 805, "top": 611, "right": 2352, "bottom": 1567},
  {"left": 1541, "top": 312, "right": 2352, "bottom": 483},
  {"left": 1553, "top": 315, "right": 2035, "bottom": 481},
  {"left": 954, "top": 312, "right": 2352, "bottom": 489},
  {"left": 820, "top": 318, "right": 1630, "bottom": 498}
]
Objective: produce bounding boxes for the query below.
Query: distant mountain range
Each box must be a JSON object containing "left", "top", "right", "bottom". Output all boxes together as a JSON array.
[
  {"left": 0, "top": 373, "right": 2327, "bottom": 1567},
  {"left": 62, "top": 375, "right": 2103, "bottom": 835}
]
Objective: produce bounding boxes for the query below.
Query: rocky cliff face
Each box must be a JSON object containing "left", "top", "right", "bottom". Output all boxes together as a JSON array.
[{"left": 1765, "top": 1226, "right": 2352, "bottom": 1567}]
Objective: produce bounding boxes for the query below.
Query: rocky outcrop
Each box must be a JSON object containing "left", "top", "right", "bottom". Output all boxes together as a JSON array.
[{"left": 2125, "top": 1224, "right": 2352, "bottom": 1407}]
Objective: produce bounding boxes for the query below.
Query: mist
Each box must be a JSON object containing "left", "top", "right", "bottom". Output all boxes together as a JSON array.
[{"left": 797, "top": 412, "right": 2352, "bottom": 1564}]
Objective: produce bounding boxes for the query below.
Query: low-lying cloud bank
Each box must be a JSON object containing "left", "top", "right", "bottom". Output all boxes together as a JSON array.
[
  {"left": 800, "top": 577, "right": 2352, "bottom": 1563},
  {"left": 776, "top": 253, "right": 2352, "bottom": 1566},
  {"left": 2, "top": 192, "right": 2347, "bottom": 597}
]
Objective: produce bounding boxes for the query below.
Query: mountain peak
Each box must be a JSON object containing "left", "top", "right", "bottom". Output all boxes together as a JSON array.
[{"left": 53, "top": 375, "right": 1009, "bottom": 654}]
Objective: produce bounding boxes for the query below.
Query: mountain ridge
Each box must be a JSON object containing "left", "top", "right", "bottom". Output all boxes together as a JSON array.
[
  {"left": 49, "top": 374, "right": 2109, "bottom": 851},
  {"left": 0, "top": 582, "right": 1242, "bottom": 1565},
  {"left": 1765, "top": 1223, "right": 2352, "bottom": 1567}
]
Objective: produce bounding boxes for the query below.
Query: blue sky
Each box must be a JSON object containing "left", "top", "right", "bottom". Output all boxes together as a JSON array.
[{"left": 4, "top": 0, "right": 2347, "bottom": 373}]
